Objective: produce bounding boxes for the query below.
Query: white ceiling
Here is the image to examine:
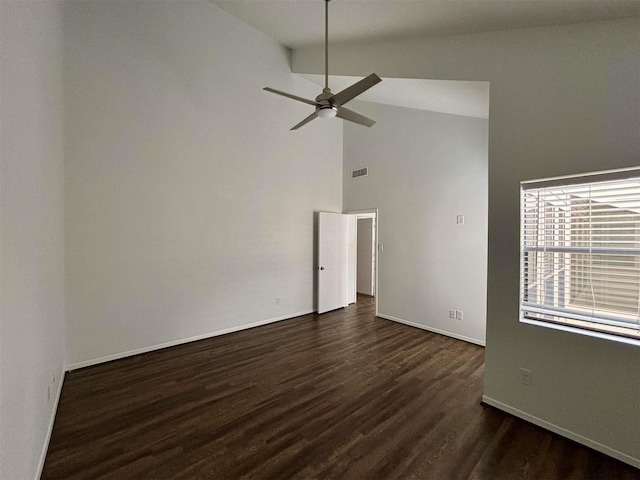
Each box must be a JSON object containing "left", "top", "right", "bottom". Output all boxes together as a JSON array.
[
  {"left": 213, "top": 0, "right": 640, "bottom": 49},
  {"left": 298, "top": 74, "right": 490, "bottom": 118},
  {"left": 214, "top": 0, "right": 637, "bottom": 118}
]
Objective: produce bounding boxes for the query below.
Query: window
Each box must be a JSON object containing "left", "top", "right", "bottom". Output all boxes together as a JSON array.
[{"left": 520, "top": 168, "right": 640, "bottom": 344}]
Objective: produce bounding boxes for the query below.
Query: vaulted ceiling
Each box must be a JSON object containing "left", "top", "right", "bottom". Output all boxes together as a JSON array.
[
  {"left": 213, "top": 1, "right": 638, "bottom": 118},
  {"left": 213, "top": 0, "right": 639, "bottom": 49}
]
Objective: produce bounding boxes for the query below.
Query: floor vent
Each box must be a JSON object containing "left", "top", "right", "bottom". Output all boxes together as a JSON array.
[{"left": 351, "top": 167, "right": 368, "bottom": 179}]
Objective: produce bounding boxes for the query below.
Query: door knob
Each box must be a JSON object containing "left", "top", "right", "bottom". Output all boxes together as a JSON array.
[{"left": 320, "top": 266, "right": 325, "bottom": 270}]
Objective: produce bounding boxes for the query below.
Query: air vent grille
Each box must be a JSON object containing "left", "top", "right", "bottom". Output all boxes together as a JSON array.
[{"left": 351, "top": 167, "right": 368, "bottom": 179}]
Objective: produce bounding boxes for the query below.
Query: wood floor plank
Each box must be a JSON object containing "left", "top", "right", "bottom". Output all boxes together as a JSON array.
[{"left": 42, "top": 297, "right": 638, "bottom": 479}]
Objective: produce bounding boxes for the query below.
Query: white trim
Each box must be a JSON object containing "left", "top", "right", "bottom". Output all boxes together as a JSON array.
[
  {"left": 521, "top": 317, "right": 640, "bottom": 347},
  {"left": 36, "top": 369, "right": 66, "bottom": 479},
  {"left": 521, "top": 166, "right": 640, "bottom": 187},
  {"left": 353, "top": 212, "right": 376, "bottom": 219},
  {"left": 345, "top": 208, "right": 379, "bottom": 317},
  {"left": 481, "top": 395, "right": 640, "bottom": 469},
  {"left": 66, "top": 310, "right": 314, "bottom": 371},
  {"left": 377, "top": 313, "right": 485, "bottom": 347}
]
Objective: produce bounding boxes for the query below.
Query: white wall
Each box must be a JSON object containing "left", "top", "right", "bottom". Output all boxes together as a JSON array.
[
  {"left": 344, "top": 102, "right": 488, "bottom": 344},
  {"left": 64, "top": 1, "right": 342, "bottom": 368},
  {"left": 356, "top": 218, "right": 373, "bottom": 296},
  {"left": 0, "top": 1, "right": 66, "bottom": 478},
  {"left": 294, "top": 19, "right": 640, "bottom": 465}
]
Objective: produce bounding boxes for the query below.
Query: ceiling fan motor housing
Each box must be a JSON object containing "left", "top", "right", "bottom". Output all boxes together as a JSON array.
[{"left": 315, "top": 87, "right": 335, "bottom": 105}]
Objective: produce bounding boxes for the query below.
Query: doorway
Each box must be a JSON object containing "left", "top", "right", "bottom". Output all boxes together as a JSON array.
[
  {"left": 347, "top": 209, "right": 378, "bottom": 314},
  {"left": 316, "top": 209, "right": 378, "bottom": 316},
  {"left": 357, "top": 217, "right": 375, "bottom": 297}
]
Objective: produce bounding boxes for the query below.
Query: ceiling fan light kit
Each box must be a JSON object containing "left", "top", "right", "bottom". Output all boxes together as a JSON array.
[
  {"left": 318, "top": 106, "right": 338, "bottom": 118},
  {"left": 263, "top": 0, "right": 382, "bottom": 130}
]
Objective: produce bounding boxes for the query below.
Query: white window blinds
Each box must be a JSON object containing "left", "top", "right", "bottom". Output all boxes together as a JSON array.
[{"left": 520, "top": 170, "right": 640, "bottom": 342}]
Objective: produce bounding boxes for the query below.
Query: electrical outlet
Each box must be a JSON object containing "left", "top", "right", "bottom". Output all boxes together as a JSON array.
[
  {"left": 456, "top": 215, "right": 465, "bottom": 225},
  {"left": 520, "top": 368, "right": 532, "bottom": 386},
  {"left": 455, "top": 310, "right": 463, "bottom": 320},
  {"left": 449, "top": 309, "right": 456, "bottom": 319},
  {"left": 275, "top": 297, "right": 280, "bottom": 305}
]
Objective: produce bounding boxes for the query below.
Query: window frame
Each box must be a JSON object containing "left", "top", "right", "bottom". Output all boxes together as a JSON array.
[{"left": 519, "top": 167, "right": 640, "bottom": 346}]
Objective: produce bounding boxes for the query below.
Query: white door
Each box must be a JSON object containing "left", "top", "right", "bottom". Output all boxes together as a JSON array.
[{"left": 318, "top": 212, "right": 348, "bottom": 314}]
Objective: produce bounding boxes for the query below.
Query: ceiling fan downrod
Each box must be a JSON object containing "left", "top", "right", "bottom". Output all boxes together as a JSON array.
[{"left": 325, "top": 0, "right": 330, "bottom": 90}]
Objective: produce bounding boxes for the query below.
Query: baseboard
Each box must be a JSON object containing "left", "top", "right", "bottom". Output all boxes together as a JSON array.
[
  {"left": 377, "top": 313, "right": 485, "bottom": 347},
  {"left": 36, "top": 368, "right": 66, "bottom": 479},
  {"left": 482, "top": 395, "right": 640, "bottom": 469},
  {"left": 66, "top": 309, "right": 315, "bottom": 371}
]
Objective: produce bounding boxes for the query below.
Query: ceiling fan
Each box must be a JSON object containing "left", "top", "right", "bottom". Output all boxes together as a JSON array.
[{"left": 263, "top": 0, "right": 382, "bottom": 130}]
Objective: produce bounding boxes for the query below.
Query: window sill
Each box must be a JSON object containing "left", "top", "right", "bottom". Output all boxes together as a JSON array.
[{"left": 521, "top": 317, "right": 640, "bottom": 347}]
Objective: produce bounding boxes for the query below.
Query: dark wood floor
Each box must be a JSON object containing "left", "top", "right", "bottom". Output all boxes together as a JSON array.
[{"left": 43, "top": 296, "right": 638, "bottom": 479}]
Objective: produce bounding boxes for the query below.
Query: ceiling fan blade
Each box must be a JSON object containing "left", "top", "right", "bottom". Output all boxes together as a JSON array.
[
  {"left": 336, "top": 107, "right": 376, "bottom": 128},
  {"left": 291, "top": 111, "right": 319, "bottom": 130},
  {"left": 264, "top": 87, "right": 319, "bottom": 107},
  {"left": 331, "top": 73, "right": 382, "bottom": 107}
]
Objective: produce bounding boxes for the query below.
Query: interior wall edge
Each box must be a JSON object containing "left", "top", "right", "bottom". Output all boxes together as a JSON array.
[
  {"left": 66, "top": 309, "right": 314, "bottom": 371},
  {"left": 377, "top": 313, "right": 485, "bottom": 347}
]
